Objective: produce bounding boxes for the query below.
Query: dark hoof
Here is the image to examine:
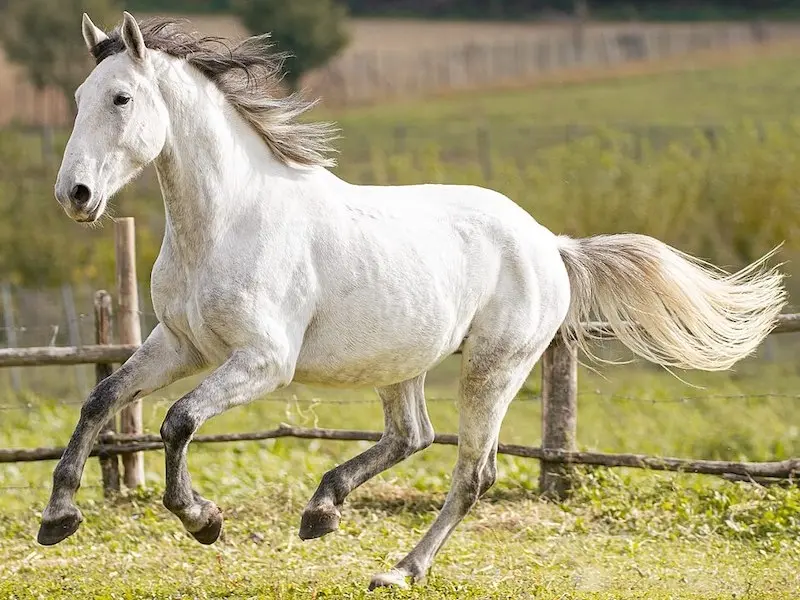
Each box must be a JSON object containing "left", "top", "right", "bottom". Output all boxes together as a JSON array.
[
  {"left": 299, "top": 504, "right": 341, "bottom": 540},
  {"left": 37, "top": 510, "right": 83, "bottom": 546},
  {"left": 189, "top": 507, "right": 223, "bottom": 545}
]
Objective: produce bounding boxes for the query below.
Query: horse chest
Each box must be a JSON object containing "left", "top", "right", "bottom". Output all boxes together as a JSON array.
[{"left": 152, "top": 268, "right": 252, "bottom": 364}]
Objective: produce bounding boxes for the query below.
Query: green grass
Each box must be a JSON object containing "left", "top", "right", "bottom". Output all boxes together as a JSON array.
[
  {"left": 2, "top": 352, "right": 800, "bottom": 597},
  {"left": 2, "top": 476, "right": 800, "bottom": 599},
  {"left": 323, "top": 50, "right": 800, "bottom": 164}
]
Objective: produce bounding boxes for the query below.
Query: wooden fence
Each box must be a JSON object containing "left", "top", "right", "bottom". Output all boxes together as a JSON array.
[{"left": 0, "top": 218, "right": 798, "bottom": 499}]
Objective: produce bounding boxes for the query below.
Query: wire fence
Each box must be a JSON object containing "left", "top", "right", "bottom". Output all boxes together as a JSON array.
[{"left": 0, "top": 308, "right": 800, "bottom": 476}]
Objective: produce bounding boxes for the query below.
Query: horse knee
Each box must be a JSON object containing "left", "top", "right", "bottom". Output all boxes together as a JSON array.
[
  {"left": 452, "top": 471, "right": 482, "bottom": 510},
  {"left": 160, "top": 402, "right": 197, "bottom": 447},
  {"left": 79, "top": 375, "right": 121, "bottom": 423}
]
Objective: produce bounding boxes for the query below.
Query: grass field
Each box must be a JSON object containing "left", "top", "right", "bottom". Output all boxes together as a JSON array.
[
  {"left": 325, "top": 46, "right": 800, "bottom": 165},
  {"left": 2, "top": 354, "right": 800, "bottom": 598},
  {"left": 2, "top": 42, "right": 800, "bottom": 599}
]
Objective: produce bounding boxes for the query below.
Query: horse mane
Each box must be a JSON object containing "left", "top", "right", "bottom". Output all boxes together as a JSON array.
[{"left": 91, "top": 17, "right": 338, "bottom": 168}]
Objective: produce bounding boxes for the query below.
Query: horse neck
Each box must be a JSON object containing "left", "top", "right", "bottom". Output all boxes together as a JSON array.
[{"left": 152, "top": 58, "right": 291, "bottom": 257}]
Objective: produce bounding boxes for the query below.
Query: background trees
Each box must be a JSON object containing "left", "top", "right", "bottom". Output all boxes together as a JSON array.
[
  {"left": 0, "top": 0, "right": 121, "bottom": 112},
  {"left": 233, "top": 0, "right": 349, "bottom": 91}
]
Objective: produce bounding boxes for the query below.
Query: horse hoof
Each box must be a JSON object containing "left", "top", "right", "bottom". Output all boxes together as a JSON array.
[
  {"left": 189, "top": 505, "right": 223, "bottom": 545},
  {"left": 298, "top": 504, "right": 340, "bottom": 540},
  {"left": 37, "top": 509, "right": 83, "bottom": 546},
  {"left": 368, "top": 570, "right": 410, "bottom": 590}
]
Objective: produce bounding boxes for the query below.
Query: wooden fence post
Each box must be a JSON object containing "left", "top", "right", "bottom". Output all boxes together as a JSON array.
[
  {"left": 116, "top": 218, "right": 144, "bottom": 488},
  {"left": 94, "top": 290, "right": 120, "bottom": 496},
  {"left": 539, "top": 334, "right": 578, "bottom": 500}
]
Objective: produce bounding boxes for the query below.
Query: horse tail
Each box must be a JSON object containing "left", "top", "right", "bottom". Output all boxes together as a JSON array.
[{"left": 555, "top": 234, "right": 786, "bottom": 371}]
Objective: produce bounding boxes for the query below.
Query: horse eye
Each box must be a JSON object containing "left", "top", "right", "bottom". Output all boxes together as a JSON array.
[{"left": 113, "top": 93, "right": 131, "bottom": 106}]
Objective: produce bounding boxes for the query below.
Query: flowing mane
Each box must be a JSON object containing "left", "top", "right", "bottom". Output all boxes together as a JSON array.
[{"left": 91, "top": 18, "right": 337, "bottom": 168}]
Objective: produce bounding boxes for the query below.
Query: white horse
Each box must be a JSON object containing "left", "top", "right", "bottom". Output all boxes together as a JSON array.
[{"left": 40, "top": 12, "right": 786, "bottom": 589}]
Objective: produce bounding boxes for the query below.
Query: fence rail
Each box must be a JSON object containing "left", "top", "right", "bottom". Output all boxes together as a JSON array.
[
  {"left": 0, "top": 217, "right": 798, "bottom": 498},
  {"left": 0, "top": 344, "right": 138, "bottom": 367},
  {"left": 1, "top": 424, "right": 797, "bottom": 482}
]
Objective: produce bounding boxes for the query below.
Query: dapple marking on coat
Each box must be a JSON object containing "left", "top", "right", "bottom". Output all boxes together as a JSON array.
[{"left": 40, "top": 12, "right": 787, "bottom": 590}]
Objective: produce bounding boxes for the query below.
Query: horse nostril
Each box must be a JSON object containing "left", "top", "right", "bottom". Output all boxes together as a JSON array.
[{"left": 69, "top": 184, "right": 92, "bottom": 206}]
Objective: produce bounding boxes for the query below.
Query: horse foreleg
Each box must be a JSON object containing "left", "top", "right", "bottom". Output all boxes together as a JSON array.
[
  {"left": 38, "top": 324, "right": 198, "bottom": 546},
  {"left": 299, "top": 373, "right": 433, "bottom": 540},
  {"left": 159, "top": 348, "right": 292, "bottom": 544}
]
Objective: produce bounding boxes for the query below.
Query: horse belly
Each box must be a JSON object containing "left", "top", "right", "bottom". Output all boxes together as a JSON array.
[{"left": 293, "top": 307, "right": 467, "bottom": 388}]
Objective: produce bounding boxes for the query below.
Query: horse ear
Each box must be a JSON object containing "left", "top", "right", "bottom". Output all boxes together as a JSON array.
[
  {"left": 82, "top": 13, "right": 108, "bottom": 52},
  {"left": 121, "top": 11, "right": 146, "bottom": 62}
]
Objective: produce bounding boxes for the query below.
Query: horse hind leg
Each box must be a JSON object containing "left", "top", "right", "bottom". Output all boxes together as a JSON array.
[
  {"left": 368, "top": 337, "right": 546, "bottom": 590},
  {"left": 300, "top": 372, "right": 433, "bottom": 539}
]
